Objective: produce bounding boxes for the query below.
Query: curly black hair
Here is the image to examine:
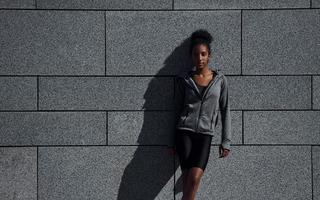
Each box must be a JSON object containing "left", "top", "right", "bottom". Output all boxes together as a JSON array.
[{"left": 189, "top": 29, "right": 213, "bottom": 56}]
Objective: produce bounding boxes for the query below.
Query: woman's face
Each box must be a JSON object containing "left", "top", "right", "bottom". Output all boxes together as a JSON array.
[{"left": 192, "top": 43, "right": 211, "bottom": 69}]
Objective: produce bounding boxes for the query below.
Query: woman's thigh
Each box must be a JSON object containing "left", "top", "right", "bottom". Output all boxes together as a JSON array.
[
  {"left": 175, "top": 130, "right": 193, "bottom": 163},
  {"left": 188, "top": 133, "right": 212, "bottom": 171},
  {"left": 175, "top": 129, "right": 212, "bottom": 171}
]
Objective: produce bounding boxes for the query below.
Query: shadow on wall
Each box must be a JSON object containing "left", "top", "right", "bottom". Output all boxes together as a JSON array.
[{"left": 116, "top": 37, "right": 194, "bottom": 199}]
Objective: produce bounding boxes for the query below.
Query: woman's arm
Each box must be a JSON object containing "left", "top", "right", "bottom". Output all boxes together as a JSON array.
[{"left": 219, "top": 75, "right": 231, "bottom": 151}]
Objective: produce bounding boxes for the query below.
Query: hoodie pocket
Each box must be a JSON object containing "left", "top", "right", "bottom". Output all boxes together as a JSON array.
[
  {"left": 182, "top": 109, "right": 189, "bottom": 125},
  {"left": 210, "top": 110, "right": 217, "bottom": 130}
]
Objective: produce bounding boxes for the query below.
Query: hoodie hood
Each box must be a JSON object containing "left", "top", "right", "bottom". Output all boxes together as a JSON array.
[{"left": 180, "top": 68, "right": 223, "bottom": 99}]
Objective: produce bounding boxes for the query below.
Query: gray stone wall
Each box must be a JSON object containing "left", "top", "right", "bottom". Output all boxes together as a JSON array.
[{"left": 0, "top": 1, "right": 319, "bottom": 199}]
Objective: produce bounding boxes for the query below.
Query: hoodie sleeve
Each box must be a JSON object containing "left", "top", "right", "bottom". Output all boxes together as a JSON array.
[
  {"left": 168, "top": 76, "right": 185, "bottom": 148},
  {"left": 174, "top": 76, "right": 185, "bottom": 126},
  {"left": 219, "top": 75, "right": 232, "bottom": 150}
]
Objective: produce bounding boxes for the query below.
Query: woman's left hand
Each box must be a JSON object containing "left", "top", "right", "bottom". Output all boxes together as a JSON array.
[
  {"left": 167, "top": 146, "right": 176, "bottom": 156},
  {"left": 219, "top": 145, "right": 230, "bottom": 158}
]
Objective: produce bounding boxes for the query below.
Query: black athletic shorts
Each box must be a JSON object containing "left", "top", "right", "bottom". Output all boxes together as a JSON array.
[{"left": 175, "top": 129, "right": 213, "bottom": 171}]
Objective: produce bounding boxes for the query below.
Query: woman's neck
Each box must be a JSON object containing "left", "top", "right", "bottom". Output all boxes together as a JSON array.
[{"left": 194, "top": 66, "right": 212, "bottom": 76}]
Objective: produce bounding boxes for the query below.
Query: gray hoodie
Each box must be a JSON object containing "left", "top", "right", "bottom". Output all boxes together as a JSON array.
[{"left": 171, "top": 68, "right": 231, "bottom": 150}]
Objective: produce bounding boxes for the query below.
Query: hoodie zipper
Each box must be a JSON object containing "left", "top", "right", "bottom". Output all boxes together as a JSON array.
[
  {"left": 195, "top": 75, "right": 222, "bottom": 132},
  {"left": 210, "top": 112, "right": 214, "bottom": 130}
]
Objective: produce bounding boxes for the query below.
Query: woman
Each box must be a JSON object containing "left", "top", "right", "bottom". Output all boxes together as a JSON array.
[{"left": 169, "top": 29, "right": 232, "bottom": 200}]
